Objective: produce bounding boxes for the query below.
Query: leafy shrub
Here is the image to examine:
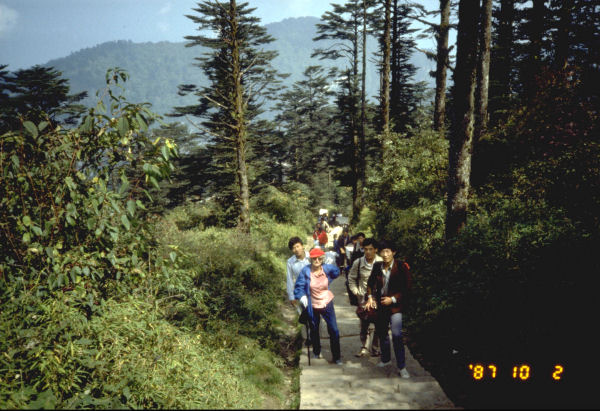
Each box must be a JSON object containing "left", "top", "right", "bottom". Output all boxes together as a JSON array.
[
  {"left": 251, "top": 185, "right": 312, "bottom": 225},
  {"left": 164, "top": 199, "right": 227, "bottom": 231},
  {"left": 367, "top": 129, "right": 448, "bottom": 260},
  {"left": 0, "top": 68, "right": 176, "bottom": 303}
]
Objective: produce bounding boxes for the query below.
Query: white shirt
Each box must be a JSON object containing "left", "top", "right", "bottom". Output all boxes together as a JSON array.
[
  {"left": 286, "top": 251, "right": 310, "bottom": 301},
  {"left": 381, "top": 260, "right": 394, "bottom": 296},
  {"left": 324, "top": 250, "right": 338, "bottom": 265}
]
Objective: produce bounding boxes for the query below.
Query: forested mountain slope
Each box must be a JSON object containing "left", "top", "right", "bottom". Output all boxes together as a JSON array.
[{"left": 42, "top": 17, "right": 434, "bottom": 117}]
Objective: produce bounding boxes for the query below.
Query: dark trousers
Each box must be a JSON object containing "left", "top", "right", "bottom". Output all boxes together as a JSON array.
[
  {"left": 311, "top": 300, "right": 341, "bottom": 361},
  {"left": 375, "top": 310, "right": 406, "bottom": 369}
]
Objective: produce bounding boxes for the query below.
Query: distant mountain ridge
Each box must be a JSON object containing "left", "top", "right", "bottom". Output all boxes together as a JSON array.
[{"left": 43, "top": 16, "right": 434, "bottom": 118}]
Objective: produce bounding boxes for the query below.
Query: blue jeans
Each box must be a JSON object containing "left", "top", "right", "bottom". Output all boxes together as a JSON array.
[
  {"left": 376, "top": 311, "right": 406, "bottom": 369},
  {"left": 311, "top": 300, "right": 341, "bottom": 361}
]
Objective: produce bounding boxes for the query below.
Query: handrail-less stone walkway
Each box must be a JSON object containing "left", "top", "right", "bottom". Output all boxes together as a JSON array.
[{"left": 298, "top": 259, "right": 457, "bottom": 409}]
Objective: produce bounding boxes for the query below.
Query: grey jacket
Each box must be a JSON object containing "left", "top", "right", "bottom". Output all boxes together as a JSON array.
[{"left": 347, "top": 255, "right": 383, "bottom": 300}]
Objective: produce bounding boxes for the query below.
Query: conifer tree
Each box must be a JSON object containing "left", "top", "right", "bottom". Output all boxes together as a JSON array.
[
  {"left": 0, "top": 65, "right": 86, "bottom": 133},
  {"left": 312, "top": 0, "right": 375, "bottom": 223},
  {"left": 388, "top": 1, "right": 417, "bottom": 134},
  {"left": 433, "top": 0, "right": 451, "bottom": 131},
  {"left": 474, "top": 0, "right": 493, "bottom": 144},
  {"left": 445, "top": 0, "right": 479, "bottom": 239},
  {"left": 489, "top": 0, "right": 516, "bottom": 127},
  {"left": 172, "top": 0, "right": 284, "bottom": 231},
  {"left": 273, "top": 65, "right": 340, "bottom": 195},
  {"left": 407, "top": 0, "right": 454, "bottom": 131}
]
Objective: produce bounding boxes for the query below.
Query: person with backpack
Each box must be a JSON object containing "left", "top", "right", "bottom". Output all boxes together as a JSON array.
[
  {"left": 365, "top": 239, "right": 412, "bottom": 378},
  {"left": 347, "top": 238, "right": 382, "bottom": 357},
  {"left": 294, "top": 247, "right": 343, "bottom": 365}
]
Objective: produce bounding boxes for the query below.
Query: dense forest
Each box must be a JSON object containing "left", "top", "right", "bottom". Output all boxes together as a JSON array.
[{"left": 1, "top": 0, "right": 599, "bottom": 408}]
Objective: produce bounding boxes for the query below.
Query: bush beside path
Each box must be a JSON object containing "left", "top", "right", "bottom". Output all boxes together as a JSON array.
[{"left": 297, "top": 265, "right": 457, "bottom": 409}]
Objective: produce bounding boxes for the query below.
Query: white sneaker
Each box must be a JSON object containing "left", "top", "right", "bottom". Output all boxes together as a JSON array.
[
  {"left": 335, "top": 359, "right": 343, "bottom": 365},
  {"left": 355, "top": 348, "right": 369, "bottom": 357},
  {"left": 376, "top": 361, "right": 391, "bottom": 367},
  {"left": 312, "top": 353, "right": 321, "bottom": 359},
  {"left": 398, "top": 368, "right": 410, "bottom": 378}
]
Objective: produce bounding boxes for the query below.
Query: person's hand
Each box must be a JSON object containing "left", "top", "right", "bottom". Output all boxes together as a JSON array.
[
  {"left": 365, "top": 296, "right": 376, "bottom": 310},
  {"left": 380, "top": 296, "right": 393, "bottom": 306}
]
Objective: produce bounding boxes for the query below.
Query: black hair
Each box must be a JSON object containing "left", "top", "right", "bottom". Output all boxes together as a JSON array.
[
  {"left": 350, "top": 234, "right": 358, "bottom": 241},
  {"left": 362, "top": 238, "right": 378, "bottom": 248},
  {"left": 377, "top": 239, "right": 397, "bottom": 252},
  {"left": 355, "top": 232, "right": 366, "bottom": 238},
  {"left": 288, "top": 236, "right": 303, "bottom": 250}
]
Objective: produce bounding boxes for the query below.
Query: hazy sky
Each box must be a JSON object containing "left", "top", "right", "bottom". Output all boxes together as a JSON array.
[{"left": 0, "top": 0, "right": 445, "bottom": 71}]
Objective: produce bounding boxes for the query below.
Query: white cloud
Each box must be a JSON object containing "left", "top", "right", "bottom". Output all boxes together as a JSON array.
[
  {"left": 158, "top": 2, "right": 172, "bottom": 15},
  {"left": 157, "top": 22, "right": 169, "bottom": 33},
  {"left": 0, "top": 4, "right": 18, "bottom": 37}
]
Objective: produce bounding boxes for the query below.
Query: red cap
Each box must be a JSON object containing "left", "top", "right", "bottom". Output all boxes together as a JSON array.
[{"left": 309, "top": 248, "right": 325, "bottom": 258}]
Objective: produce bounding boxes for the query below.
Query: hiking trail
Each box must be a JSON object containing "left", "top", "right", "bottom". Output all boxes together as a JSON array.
[{"left": 297, "top": 257, "right": 457, "bottom": 409}]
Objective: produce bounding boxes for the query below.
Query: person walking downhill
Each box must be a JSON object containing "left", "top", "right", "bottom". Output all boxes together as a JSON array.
[
  {"left": 349, "top": 232, "right": 366, "bottom": 267},
  {"left": 347, "top": 238, "right": 383, "bottom": 357},
  {"left": 334, "top": 227, "right": 351, "bottom": 270},
  {"left": 294, "top": 247, "right": 343, "bottom": 365},
  {"left": 365, "top": 240, "right": 412, "bottom": 378},
  {"left": 286, "top": 237, "right": 311, "bottom": 314}
]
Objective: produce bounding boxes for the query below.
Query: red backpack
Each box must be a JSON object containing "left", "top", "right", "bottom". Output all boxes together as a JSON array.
[{"left": 318, "top": 231, "right": 328, "bottom": 245}]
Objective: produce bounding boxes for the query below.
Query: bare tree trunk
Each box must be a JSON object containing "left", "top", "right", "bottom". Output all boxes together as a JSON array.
[
  {"left": 474, "top": 0, "right": 493, "bottom": 143},
  {"left": 490, "top": 0, "right": 515, "bottom": 126},
  {"left": 445, "top": 0, "right": 479, "bottom": 240},
  {"left": 352, "top": 125, "right": 360, "bottom": 223},
  {"left": 351, "top": 12, "right": 361, "bottom": 224},
  {"left": 523, "top": 0, "right": 546, "bottom": 101},
  {"left": 390, "top": 0, "right": 398, "bottom": 129},
  {"left": 231, "top": 0, "right": 250, "bottom": 233},
  {"left": 355, "top": 0, "right": 368, "bottom": 223},
  {"left": 433, "top": 0, "right": 451, "bottom": 131},
  {"left": 554, "top": 1, "right": 570, "bottom": 69},
  {"left": 382, "top": 0, "right": 391, "bottom": 140}
]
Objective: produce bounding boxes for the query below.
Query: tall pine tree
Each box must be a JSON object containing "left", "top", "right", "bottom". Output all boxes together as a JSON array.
[
  {"left": 312, "top": 0, "right": 375, "bottom": 223},
  {"left": 172, "top": 0, "right": 284, "bottom": 231}
]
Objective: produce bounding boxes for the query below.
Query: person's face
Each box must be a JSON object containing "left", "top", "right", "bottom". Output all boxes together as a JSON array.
[
  {"left": 363, "top": 244, "right": 377, "bottom": 260},
  {"left": 357, "top": 236, "right": 365, "bottom": 246},
  {"left": 379, "top": 248, "right": 396, "bottom": 264},
  {"left": 292, "top": 242, "right": 305, "bottom": 258},
  {"left": 311, "top": 255, "right": 325, "bottom": 268}
]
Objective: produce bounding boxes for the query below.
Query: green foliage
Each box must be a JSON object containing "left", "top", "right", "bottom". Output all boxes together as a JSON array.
[
  {"left": 251, "top": 185, "right": 312, "bottom": 226},
  {"left": 0, "top": 60, "right": 301, "bottom": 409},
  {"left": 367, "top": 129, "right": 448, "bottom": 260},
  {"left": 366, "top": 109, "right": 599, "bottom": 406},
  {"left": 0, "top": 292, "right": 281, "bottom": 408},
  {"left": 0, "top": 68, "right": 176, "bottom": 301},
  {"left": 152, "top": 223, "right": 287, "bottom": 352}
]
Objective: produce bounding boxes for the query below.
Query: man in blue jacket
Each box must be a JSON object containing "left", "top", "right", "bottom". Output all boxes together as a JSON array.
[{"left": 294, "top": 247, "right": 343, "bottom": 365}]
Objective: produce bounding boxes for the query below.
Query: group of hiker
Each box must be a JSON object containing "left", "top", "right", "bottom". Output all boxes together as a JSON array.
[{"left": 285, "top": 220, "right": 412, "bottom": 379}]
